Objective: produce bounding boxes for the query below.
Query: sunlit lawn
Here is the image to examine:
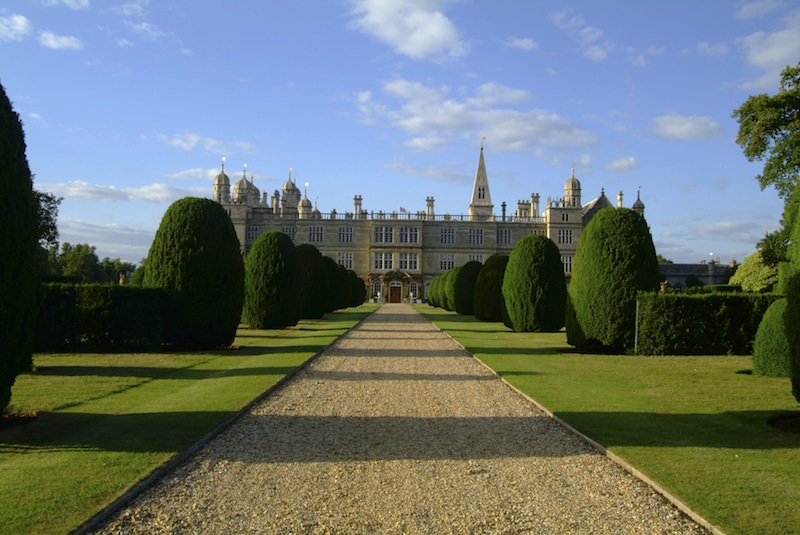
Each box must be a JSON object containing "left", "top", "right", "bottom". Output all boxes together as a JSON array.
[
  {"left": 0, "top": 305, "right": 376, "bottom": 535},
  {"left": 416, "top": 305, "right": 800, "bottom": 535}
]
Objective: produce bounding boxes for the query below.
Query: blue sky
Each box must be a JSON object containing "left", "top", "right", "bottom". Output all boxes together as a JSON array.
[{"left": 2, "top": 0, "right": 799, "bottom": 264}]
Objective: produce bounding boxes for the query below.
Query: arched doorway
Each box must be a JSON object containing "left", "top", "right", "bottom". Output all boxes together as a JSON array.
[{"left": 388, "top": 281, "right": 402, "bottom": 303}]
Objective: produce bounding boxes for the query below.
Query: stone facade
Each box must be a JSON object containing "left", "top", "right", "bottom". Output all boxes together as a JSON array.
[{"left": 214, "top": 148, "right": 644, "bottom": 302}]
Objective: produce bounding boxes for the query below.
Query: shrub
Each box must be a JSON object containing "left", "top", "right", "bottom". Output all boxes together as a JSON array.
[
  {"left": 243, "top": 231, "right": 300, "bottom": 328},
  {"left": 144, "top": 197, "right": 244, "bottom": 348},
  {"left": 295, "top": 244, "right": 329, "bottom": 319},
  {"left": 502, "top": 235, "right": 566, "bottom": 332},
  {"left": 0, "top": 82, "right": 40, "bottom": 411},
  {"left": 473, "top": 254, "right": 509, "bottom": 322},
  {"left": 785, "top": 184, "right": 800, "bottom": 401},
  {"left": 454, "top": 260, "right": 483, "bottom": 315},
  {"left": 567, "top": 207, "right": 659, "bottom": 352},
  {"left": 636, "top": 292, "right": 779, "bottom": 355},
  {"left": 346, "top": 269, "right": 366, "bottom": 307},
  {"left": 444, "top": 267, "right": 460, "bottom": 312},
  {"left": 752, "top": 298, "right": 792, "bottom": 376}
]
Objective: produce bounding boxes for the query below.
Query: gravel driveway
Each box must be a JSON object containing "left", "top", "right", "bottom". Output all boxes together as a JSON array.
[{"left": 94, "top": 304, "right": 708, "bottom": 534}]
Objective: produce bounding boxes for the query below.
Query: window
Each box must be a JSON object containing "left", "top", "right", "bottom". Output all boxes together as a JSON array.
[
  {"left": 440, "top": 254, "right": 455, "bottom": 271},
  {"left": 496, "top": 228, "right": 512, "bottom": 245},
  {"left": 338, "top": 226, "right": 353, "bottom": 243},
  {"left": 337, "top": 252, "right": 353, "bottom": 269},
  {"left": 468, "top": 228, "right": 484, "bottom": 245},
  {"left": 531, "top": 229, "right": 545, "bottom": 236},
  {"left": 282, "top": 227, "right": 296, "bottom": 241},
  {"left": 440, "top": 227, "right": 455, "bottom": 245},
  {"left": 561, "top": 255, "right": 573, "bottom": 274},
  {"left": 372, "top": 280, "right": 382, "bottom": 298},
  {"left": 468, "top": 254, "right": 483, "bottom": 263},
  {"left": 409, "top": 281, "right": 419, "bottom": 299},
  {"left": 557, "top": 229, "right": 573, "bottom": 245},
  {"left": 399, "top": 253, "right": 418, "bottom": 271},
  {"left": 399, "top": 227, "right": 419, "bottom": 243},
  {"left": 308, "top": 226, "right": 323, "bottom": 243},
  {"left": 246, "top": 226, "right": 261, "bottom": 242},
  {"left": 562, "top": 213, "right": 569, "bottom": 222},
  {"left": 478, "top": 186, "right": 486, "bottom": 199},
  {"left": 374, "top": 226, "right": 393, "bottom": 243},
  {"left": 374, "top": 252, "right": 393, "bottom": 270}
]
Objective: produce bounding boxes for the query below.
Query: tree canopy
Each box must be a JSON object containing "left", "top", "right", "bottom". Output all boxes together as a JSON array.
[{"left": 732, "top": 61, "right": 800, "bottom": 200}]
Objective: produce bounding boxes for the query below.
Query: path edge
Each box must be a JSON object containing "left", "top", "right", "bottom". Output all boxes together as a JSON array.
[
  {"left": 434, "top": 324, "right": 727, "bottom": 535},
  {"left": 71, "top": 306, "right": 379, "bottom": 535}
]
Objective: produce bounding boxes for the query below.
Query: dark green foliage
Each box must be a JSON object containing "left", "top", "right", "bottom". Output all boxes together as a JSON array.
[
  {"left": 752, "top": 298, "right": 792, "bottom": 376},
  {"left": 0, "top": 81, "right": 39, "bottom": 411},
  {"left": 321, "top": 255, "right": 343, "bottom": 312},
  {"left": 567, "top": 207, "right": 659, "bottom": 352},
  {"left": 128, "top": 265, "right": 145, "bottom": 287},
  {"left": 144, "top": 197, "right": 244, "bottom": 348},
  {"left": 444, "top": 267, "right": 460, "bottom": 311},
  {"left": 785, "top": 184, "right": 800, "bottom": 400},
  {"left": 454, "top": 261, "right": 482, "bottom": 315},
  {"left": 502, "top": 235, "right": 566, "bottom": 332},
  {"left": 295, "top": 244, "right": 329, "bottom": 319},
  {"left": 346, "top": 269, "right": 366, "bottom": 308},
  {"left": 35, "top": 283, "right": 163, "bottom": 352},
  {"left": 636, "top": 293, "right": 779, "bottom": 355},
  {"left": 244, "top": 230, "right": 300, "bottom": 328},
  {"left": 473, "top": 254, "right": 509, "bottom": 322},
  {"left": 427, "top": 275, "right": 441, "bottom": 307}
]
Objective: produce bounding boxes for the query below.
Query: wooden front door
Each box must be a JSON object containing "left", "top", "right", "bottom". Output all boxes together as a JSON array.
[{"left": 389, "top": 285, "right": 402, "bottom": 303}]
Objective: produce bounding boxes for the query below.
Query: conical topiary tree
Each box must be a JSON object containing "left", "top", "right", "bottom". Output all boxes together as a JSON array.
[
  {"left": 0, "top": 81, "right": 40, "bottom": 412},
  {"left": 144, "top": 197, "right": 244, "bottom": 348},
  {"left": 244, "top": 230, "right": 300, "bottom": 328},
  {"left": 566, "top": 207, "right": 659, "bottom": 352},
  {"left": 444, "top": 267, "right": 460, "bottom": 312},
  {"left": 454, "top": 260, "right": 483, "bottom": 315},
  {"left": 473, "top": 254, "right": 509, "bottom": 322},
  {"left": 295, "top": 244, "right": 329, "bottom": 319},
  {"left": 753, "top": 298, "right": 791, "bottom": 377},
  {"left": 502, "top": 235, "right": 566, "bottom": 332}
]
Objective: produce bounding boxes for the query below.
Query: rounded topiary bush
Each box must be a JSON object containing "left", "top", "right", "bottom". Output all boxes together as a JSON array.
[
  {"left": 295, "top": 244, "right": 329, "bottom": 319},
  {"left": 454, "top": 260, "right": 483, "bottom": 315},
  {"left": 0, "top": 82, "right": 40, "bottom": 411},
  {"left": 502, "top": 235, "right": 566, "bottom": 332},
  {"left": 567, "top": 207, "right": 659, "bottom": 352},
  {"left": 444, "top": 267, "right": 460, "bottom": 312},
  {"left": 473, "top": 254, "right": 509, "bottom": 322},
  {"left": 144, "top": 197, "right": 244, "bottom": 348},
  {"left": 244, "top": 230, "right": 300, "bottom": 328},
  {"left": 753, "top": 298, "right": 791, "bottom": 377}
]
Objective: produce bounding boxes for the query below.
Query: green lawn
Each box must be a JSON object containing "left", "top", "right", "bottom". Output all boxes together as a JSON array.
[
  {"left": 0, "top": 305, "right": 376, "bottom": 535},
  {"left": 416, "top": 305, "right": 800, "bottom": 535}
]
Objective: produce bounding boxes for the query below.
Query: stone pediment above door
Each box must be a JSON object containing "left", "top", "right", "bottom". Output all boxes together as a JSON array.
[{"left": 380, "top": 270, "right": 412, "bottom": 282}]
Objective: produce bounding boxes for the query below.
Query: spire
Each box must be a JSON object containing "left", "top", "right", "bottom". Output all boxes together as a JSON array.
[{"left": 468, "top": 140, "right": 494, "bottom": 221}]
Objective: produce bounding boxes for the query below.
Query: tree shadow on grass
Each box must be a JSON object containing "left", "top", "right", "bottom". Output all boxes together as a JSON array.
[{"left": 32, "top": 364, "right": 302, "bottom": 380}]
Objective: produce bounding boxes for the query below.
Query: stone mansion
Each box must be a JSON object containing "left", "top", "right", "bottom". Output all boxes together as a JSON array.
[{"left": 213, "top": 147, "right": 645, "bottom": 303}]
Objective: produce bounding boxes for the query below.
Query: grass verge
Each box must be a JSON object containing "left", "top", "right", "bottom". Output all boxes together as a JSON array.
[
  {"left": 0, "top": 304, "right": 377, "bottom": 535},
  {"left": 416, "top": 305, "right": 800, "bottom": 535}
]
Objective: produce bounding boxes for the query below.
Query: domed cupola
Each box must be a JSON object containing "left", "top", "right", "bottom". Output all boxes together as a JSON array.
[
  {"left": 564, "top": 164, "right": 581, "bottom": 207},
  {"left": 212, "top": 157, "right": 231, "bottom": 203},
  {"left": 298, "top": 182, "right": 314, "bottom": 219},
  {"left": 232, "top": 164, "right": 260, "bottom": 206},
  {"left": 632, "top": 188, "right": 645, "bottom": 215}
]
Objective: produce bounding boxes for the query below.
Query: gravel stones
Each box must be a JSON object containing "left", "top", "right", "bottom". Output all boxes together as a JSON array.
[{"left": 95, "top": 304, "right": 707, "bottom": 534}]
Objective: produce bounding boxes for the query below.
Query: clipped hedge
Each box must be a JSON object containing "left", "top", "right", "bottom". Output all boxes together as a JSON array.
[
  {"left": 636, "top": 292, "right": 780, "bottom": 355},
  {"left": 454, "top": 261, "right": 482, "bottom": 315},
  {"left": 35, "top": 283, "right": 163, "bottom": 352},
  {"left": 752, "top": 298, "right": 791, "bottom": 377},
  {"left": 473, "top": 254, "right": 509, "bottom": 322}
]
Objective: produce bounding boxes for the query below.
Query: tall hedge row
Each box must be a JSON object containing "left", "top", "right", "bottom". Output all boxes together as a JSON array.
[
  {"left": 143, "top": 197, "right": 244, "bottom": 348},
  {"left": 244, "top": 230, "right": 300, "bottom": 328},
  {"left": 35, "top": 283, "right": 163, "bottom": 352},
  {"left": 567, "top": 207, "right": 659, "bottom": 352},
  {"left": 0, "top": 81, "right": 40, "bottom": 411},
  {"left": 473, "top": 254, "right": 509, "bottom": 322},
  {"left": 636, "top": 292, "right": 779, "bottom": 355},
  {"left": 502, "top": 235, "right": 566, "bottom": 332}
]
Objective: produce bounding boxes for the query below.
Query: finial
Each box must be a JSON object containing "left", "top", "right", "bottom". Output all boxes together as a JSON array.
[
  {"left": 242, "top": 163, "right": 247, "bottom": 178},
  {"left": 480, "top": 135, "right": 486, "bottom": 150},
  {"left": 221, "top": 156, "right": 226, "bottom": 171},
  {"left": 571, "top": 161, "right": 575, "bottom": 178}
]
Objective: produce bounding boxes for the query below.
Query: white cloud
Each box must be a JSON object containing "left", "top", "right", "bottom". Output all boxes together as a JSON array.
[
  {"left": 39, "top": 31, "right": 83, "bottom": 50},
  {"left": 690, "top": 220, "right": 764, "bottom": 244},
  {"left": 0, "top": 14, "right": 32, "bottom": 41},
  {"left": 58, "top": 218, "right": 155, "bottom": 263},
  {"left": 384, "top": 157, "right": 466, "bottom": 183},
  {"left": 125, "top": 20, "right": 167, "bottom": 41},
  {"left": 738, "top": 9, "right": 800, "bottom": 90},
  {"left": 164, "top": 167, "right": 217, "bottom": 181},
  {"left": 161, "top": 132, "right": 257, "bottom": 155},
  {"left": 505, "top": 37, "right": 538, "bottom": 51},
  {"left": 550, "top": 10, "right": 613, "bottom": 62},
  {"left": 735, "top": 0, "right": 785, "bottom": 20},
  {"left": 40, "top": 180, "right": 208, "bottom": 203},
  {"left": 114, "top": 0, "right": 148, "bottom": 18},
  {"left": 348, "top": 0, "right": 467, "bottom": 60},
  {"left": 606, "top": 156, "right": 640, "bottom": 172},
  {"left": 357, "top": 78, "right": 595, "bottom": 154},
  {"left": 627, "top": 45, "right": 665, "bottom": 66},
  {"left": 652, "top": 113, "right": 722, "bottom": 140},
  {"left": 46, "top": 0, "right": 90, "bottom": 9},
  {"left": 697, "top": 41, "right": 729, "bottom": 56}
]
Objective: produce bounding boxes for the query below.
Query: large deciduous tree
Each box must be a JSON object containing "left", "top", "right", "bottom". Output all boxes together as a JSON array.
[
  {"left": 732, "top": 61, "right": 800, "bottom": 200},
  {"left": 144, "top": 197, "right": 244, "bottom": 348},
  {"left": 566, "top": 207, "right": 659, "bottom": 352},
  {"left": 502, "top": 235, "right": 566, "bottom": 332},
  {"left": 0, "top": 81, "right": 40, "bottom": 411}
]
